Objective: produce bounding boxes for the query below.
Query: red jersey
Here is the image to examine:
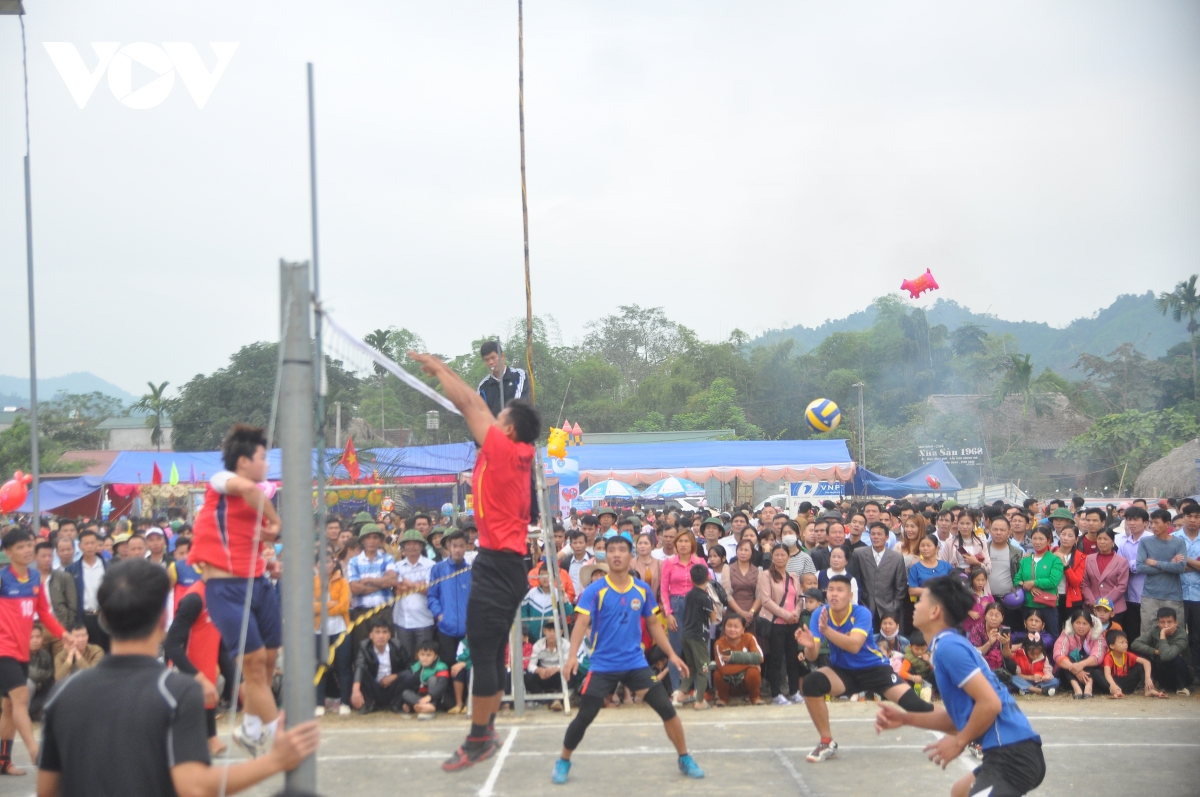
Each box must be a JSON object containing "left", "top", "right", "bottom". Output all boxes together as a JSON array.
[
  {"left": 0, "top": 566, "right": 64, "bottom": 662},
  {"left": 1103, "top": 650, "right": 1139, "bottom": 678},
  {"left": 189, "top": 471, "right": 266, "bottom": 578},
  {"left": 472, "top": 425, "right": 534, "bottom": 554}
]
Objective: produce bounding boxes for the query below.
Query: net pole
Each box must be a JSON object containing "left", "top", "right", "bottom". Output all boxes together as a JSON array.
[
  {"left": 518, "top": 0, "right": 536, "bottom": 400},
  {"left": 280, "top": 261, "right": 317, "bottom": 789}
]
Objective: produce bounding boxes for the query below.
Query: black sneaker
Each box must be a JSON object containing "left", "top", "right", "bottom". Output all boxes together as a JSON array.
[
  {"left": 442, "top": 738, "right": 499, "bottom": 772},
  {"left": 805, "top": 740, "right": 838, "bottom": 763}
]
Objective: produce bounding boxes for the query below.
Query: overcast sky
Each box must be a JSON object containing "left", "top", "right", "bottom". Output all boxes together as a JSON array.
[{"left": 1, "top": 1, "right": 1198, "bottom": 397}]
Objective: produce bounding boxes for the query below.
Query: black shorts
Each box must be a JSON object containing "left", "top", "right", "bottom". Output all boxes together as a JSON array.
[
  {"left": 830, "top": 664, "right": 902, "bottom": 697},
  {"left": 579, "top": 667, "right": 656, "bottom": 698},
  {"left": 970, "top": 739, "right": 1046, "bottom": 797},
  {"left": 0, "top": 657, "right": 29, "bottom": 696},
  {"left": 465, "top": 548, "right": 530, "bottom": 696}
]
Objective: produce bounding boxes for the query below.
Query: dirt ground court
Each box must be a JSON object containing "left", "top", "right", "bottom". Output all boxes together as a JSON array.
[{"left": 6, "top": 696, "right": 1199, "bottom": 796}]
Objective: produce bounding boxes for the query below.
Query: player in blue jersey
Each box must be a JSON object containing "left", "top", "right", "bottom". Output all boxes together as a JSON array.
[
  {"left": 797, "top": 574, "right": 933, "bottom": 762},
  {"left": 875, "top": 576, "right": 1045, "bottom": 797},
  {"left": 552, "top": 534, "right": 704, "bottom": 784}
]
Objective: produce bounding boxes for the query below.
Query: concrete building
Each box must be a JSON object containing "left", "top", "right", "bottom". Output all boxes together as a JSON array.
[{"left": 95, "top": 416, "right": 174, "bottom": 451}]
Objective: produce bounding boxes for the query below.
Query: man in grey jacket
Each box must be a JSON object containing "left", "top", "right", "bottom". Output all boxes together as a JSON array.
[
  {"left": 1137, "top": 509, "right": 1187, "bottom": 633},
  {"left": 852, "top": 523, "right": 909, "bottom": 633}
]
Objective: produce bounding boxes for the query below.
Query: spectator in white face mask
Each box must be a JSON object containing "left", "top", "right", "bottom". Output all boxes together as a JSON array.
[{"left": 781, "top": 521, "right": 816, "bottom": 578}]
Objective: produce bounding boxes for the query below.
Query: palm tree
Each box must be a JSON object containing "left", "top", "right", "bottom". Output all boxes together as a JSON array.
[
  {"left": 993, "top": 354, "right": 1066, "bottom": 418},
  {"left": 1155, "top": 275, "right": 1200, "bottom": 400},
  {"left": 363, "top": 329, "right": 393, "bottom": 376},
  {"left": 132, "top": 381, "right": 175, "bottom": 451}
]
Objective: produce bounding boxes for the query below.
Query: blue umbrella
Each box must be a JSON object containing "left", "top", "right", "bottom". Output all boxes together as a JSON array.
[
  {"left": 640, "top": 476, "right": 706, "bottom": 499},
  {"left": 578, "top": 479, "right": 641, "bottom": 501}
]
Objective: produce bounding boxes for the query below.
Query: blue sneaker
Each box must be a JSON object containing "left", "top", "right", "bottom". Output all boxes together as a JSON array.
[
  {"left": 552, "top": 758, "right": 571, "bottom": 785},
  {"left": 678, "top": 754, "right": 705, "bottom": 779}
]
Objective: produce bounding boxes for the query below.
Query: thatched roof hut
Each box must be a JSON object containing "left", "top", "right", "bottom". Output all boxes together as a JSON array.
[{"left": 1134, "top": 438, "right": 1200, "bottom": 498}]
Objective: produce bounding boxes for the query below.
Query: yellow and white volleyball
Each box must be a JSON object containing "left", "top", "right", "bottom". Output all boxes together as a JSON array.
[{"left": 805, "top": 398, "right": 841, "bottom": 433}]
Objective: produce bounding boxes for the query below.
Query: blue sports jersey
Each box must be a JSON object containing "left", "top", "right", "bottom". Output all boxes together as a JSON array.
[
  {"left": 810, "top": 603, "right": 889, "bottom": 670},
  {"left": 931, "top": 630, "right": 1040, "bottom": 751},
  {"left": 574, "top": 575, "right": 658, "bottom": 673}
]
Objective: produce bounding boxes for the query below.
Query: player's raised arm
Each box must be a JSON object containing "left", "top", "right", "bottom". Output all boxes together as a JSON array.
[{"left": 409, "top": 352, "right": 496, "bottom": 446}]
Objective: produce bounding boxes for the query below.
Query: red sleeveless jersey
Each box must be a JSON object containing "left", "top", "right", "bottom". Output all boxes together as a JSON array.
[
  {"left": 472, "top": 426, "right": 534, "bottom": 554},
  {"left": 188, "top": 473, "right": 266, "bottom": 578}
]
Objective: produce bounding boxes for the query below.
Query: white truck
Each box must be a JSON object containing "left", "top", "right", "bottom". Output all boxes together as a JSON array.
[{"left": 754, "top": 481, "right": 845, "bottom": 515}]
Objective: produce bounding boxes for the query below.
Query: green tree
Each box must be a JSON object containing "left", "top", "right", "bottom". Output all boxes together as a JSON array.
[
  {"left": 992, "top": 354, "right": 1066, "bottom": 418},
  {"left": 1155, "top": 275, "right": 1200, "bottom": 400},
  {"left": 38, "top": 392, "right": 126, "bottom": 450},
  {"left": 172, "top": 343, "right": 361, "bottom": 451},
  {"left": 1061, "top": 408, "right": 1200, "bottom": 488},
  {"left": 131, "top": 381, "right": 176, "bottom": 451},
  {"left": 0, "top": 417, "right": 80, "bottom": 477},
  {"left": 671, "top": 378, "right": 761, "bottom": 439}
]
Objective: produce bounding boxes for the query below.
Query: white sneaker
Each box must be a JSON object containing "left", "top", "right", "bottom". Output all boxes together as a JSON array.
[
  {"left": 1177, "top": 688, "right": 1190, "bottom": 697},
  {"left": 314, "top": 706, "right": 326, "bottom": 717},
  {"left": 1045, "top": 688, "right": 1056, "bottom": 697},
  {"left": 671, "top": 691, "right": 684, "bottom": 707},
  {"left": 232, "top": 726, "right": 268, "bottom": 758},
  {"left": 338, "top": 703, "right": 352, "bottom": 716},
  {"left": 773, "top": 694, "right": 790, "bottom": 706},
  {"left": 790, "top": 692, "right": 804, "bottom": 704}
]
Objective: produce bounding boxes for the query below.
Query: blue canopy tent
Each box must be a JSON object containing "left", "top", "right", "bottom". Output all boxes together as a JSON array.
[
  {"left": 18, "top": 476, "right": 106, "bottom": 512},
  {"left": 100, "top": 443, "right": 477, "bottom": 485},
  {"left": 560, "top": 439, "right": 856, "bottom": 485},
  {"left": 849, "top": 459, "right": 961, "bottom": 498}
]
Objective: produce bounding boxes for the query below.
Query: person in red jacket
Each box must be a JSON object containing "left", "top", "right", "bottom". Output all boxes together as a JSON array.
[
  {"left": 0, "top": 528, "right": 64, "bottom": 774},
  {"left": 163, "top": 580, "right": 227, "bottom": 756}
]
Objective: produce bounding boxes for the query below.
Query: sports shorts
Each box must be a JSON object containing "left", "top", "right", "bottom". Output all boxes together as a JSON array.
[
  {"left": 829, "top": 663, "right": 902, "bottom": 697},
  {"left": 579, "top": 667, "right": 656, "bottom": 698},
  {"left": 205, "top": 577, "right": 282, "bottom": 654},
  {"left": 465, "top": 549, "right": 529, "bottom": 696},
  {"left": 0, "top": 657, "right": 28, "bottom": 696},
  {"left": 970, "top": 738, "right": 1046, "bottom": 797}
]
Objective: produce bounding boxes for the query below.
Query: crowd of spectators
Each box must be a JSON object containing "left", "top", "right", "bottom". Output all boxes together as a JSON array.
[{"left": 7, "top": 491, "right": 1198, "bottom": 742}]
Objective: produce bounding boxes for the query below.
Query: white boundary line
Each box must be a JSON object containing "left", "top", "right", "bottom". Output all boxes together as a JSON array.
[
  {"left": 773, "top": 748, "right": 817, "bottom": 796},
  {"left": 478, "top": 727, "right": 519, "bottom": 797},
  {"left": 316, "top": 713, "right": 1200, "bottom": 735},
  {"left": 926, "top": 731, "right": 976, "bottom": 774},
  {"left": 315, "top": 741, "right": 1200, "bottom": 763}
]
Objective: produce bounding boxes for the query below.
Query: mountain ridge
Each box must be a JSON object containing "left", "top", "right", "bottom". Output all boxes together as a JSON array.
[
  {"left": 0, "top": 373, "right": 138, "bottom": 407},
  {"left": 752, "top": 291, "right": 1188, "bottom": 375}
]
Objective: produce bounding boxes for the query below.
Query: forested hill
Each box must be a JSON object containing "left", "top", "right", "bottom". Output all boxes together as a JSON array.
[{"left": 754, "top": 291, "right": 1187, "bottom": 374}]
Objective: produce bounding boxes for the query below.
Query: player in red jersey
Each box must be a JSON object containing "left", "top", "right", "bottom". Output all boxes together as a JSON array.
[
  {"left": 164, "top": 580, "right": 227, "bottom": 756},
  {"left": 0, "top": 528, "right": 64, "bottom": 774},
  {"left": 409, "top": 351, "right": 542, "bottom": 771},
  {"left": 188, "top": 424, "right": 282, "bottom": 758}
]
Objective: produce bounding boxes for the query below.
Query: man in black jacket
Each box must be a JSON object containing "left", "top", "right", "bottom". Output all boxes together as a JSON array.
[
  {"left": 477, "top": 340, "right": 528, "bottom": 414},
  {"left": 350, "top": 618, "right": 418, "bottom": 714}
]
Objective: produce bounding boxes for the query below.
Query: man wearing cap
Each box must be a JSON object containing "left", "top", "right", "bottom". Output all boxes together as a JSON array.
[
  {"left": 595, "top": 508, "right": 618, "bottom": 540},
  {"left": 346, "top": 524, "right": 397, "bottom": 654},
  {"left": 391, "top": 529, "right": 436, "bottom": 655},
  {"left": 144, "top": 527, "right": 169, "bottom": 569}
]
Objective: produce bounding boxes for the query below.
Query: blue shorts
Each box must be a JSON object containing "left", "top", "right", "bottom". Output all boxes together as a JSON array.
[{"left": 205, "top": 577, "right": 282, "bottom": 654}]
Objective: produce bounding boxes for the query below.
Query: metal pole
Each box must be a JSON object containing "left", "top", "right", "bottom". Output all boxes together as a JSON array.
[
  {"left": 307, "top": 62, "right": 331, "bottom": 677},
  {"left": 24, "top": 154, "right": 38, "bottom": 522},
  {"left": 335, "top": 401, "right": 342, "bottom": 449},
  {"left": 280, "top": 262, "right": 316, "bottom": 789},
  {"left": 518, "top": 0, "right": 536, "bottom": 401},
  {"left": 18, "top": 13, "right": 39, "bottom": 521}
]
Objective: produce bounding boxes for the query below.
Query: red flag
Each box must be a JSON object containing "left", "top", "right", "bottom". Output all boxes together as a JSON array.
[
  {"left": 151, "top": 462, "right": 163, "bottom": 485},
  {"left": 340, "top": 436, "right": 361, "bottom": 482}
]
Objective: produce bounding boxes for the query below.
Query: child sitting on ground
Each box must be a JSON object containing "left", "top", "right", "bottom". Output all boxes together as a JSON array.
[
  {"left": 878, "top": 637, "right": 905, "bottom": 678},
  {"left": 403, "top": 643, "right": 450, "bottom": 720},
  {"left": 448, "top": 640, "right": 471, "bottom": 715},
  {"left": 899, "top": 629, "right": 935, "bottom": 700},
  {"left": 675, "top": 563, "right": 722, "bottom": 710},
  {"left": 1103, "top": 629, "right": 1163, "bottom": 699},
  {"left": 1010, "top": 637, "right": 1059, "bottom": 696}
]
